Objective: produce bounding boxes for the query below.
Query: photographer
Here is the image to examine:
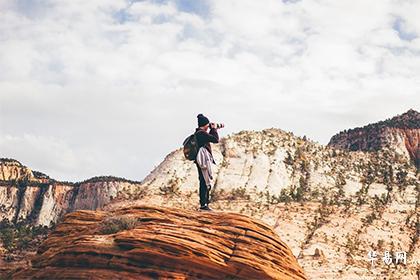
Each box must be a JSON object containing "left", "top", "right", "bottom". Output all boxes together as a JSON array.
[{"left": 194, "top": 114, "right": 224, "bottom": 211}]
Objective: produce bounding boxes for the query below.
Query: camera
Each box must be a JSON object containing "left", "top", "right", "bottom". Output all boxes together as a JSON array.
[{"left": 211, "top": 123, "right": 224, "bottom": 129}]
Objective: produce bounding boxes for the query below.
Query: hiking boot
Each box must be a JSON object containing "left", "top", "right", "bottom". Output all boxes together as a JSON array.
[{"left": 199, "top": 205, "right": 212, "bottom": 211}]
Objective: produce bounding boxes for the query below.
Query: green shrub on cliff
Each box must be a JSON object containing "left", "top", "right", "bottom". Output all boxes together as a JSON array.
[
  {"left": 0, "top": 220, "right": 49, "bottom": 254},
  {"left": 99, "top": 216, "right": 139, "bottom": 234}
]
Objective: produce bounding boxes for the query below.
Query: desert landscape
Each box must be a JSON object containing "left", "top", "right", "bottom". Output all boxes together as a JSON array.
[{"left": 1, "top": 109, "right": 419, "bottom": 279}]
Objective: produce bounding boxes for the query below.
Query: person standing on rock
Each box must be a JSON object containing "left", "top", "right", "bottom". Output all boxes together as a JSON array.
[{"left": 194, "top": 114, "right": 223, "bottom": 211}]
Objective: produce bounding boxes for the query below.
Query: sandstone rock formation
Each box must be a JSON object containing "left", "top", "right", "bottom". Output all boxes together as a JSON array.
[
  {"left": 0, "top": 159, "right": 37, "bottom": 182},
  {"left": 2, "top": 110, "right": 419, "bottom": 279},
  {"left": 2, "top": 111, "right": 418, "bottom": 227},
  {"left": 140, "top": 127, "right": 417, "bottom": 203},
  {"left": 105, "top": 111, "right": 418, "bottom": 279},
  {"left": 0, "top": 159, "right": 142, "bottom": 226},
  {"left": 14, "top": 205, "right": 307, "bottom": 280},
  {"left": 328, "top": 109, "right": 419, "bottom": 168}
]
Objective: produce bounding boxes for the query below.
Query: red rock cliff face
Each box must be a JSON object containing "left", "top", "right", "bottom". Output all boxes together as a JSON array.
[
  {"left": 328, "top": 109, "right": 420, "bottom": 167},
  {"left": 14, "top": 205, "right": 307, "bottom": 280}
]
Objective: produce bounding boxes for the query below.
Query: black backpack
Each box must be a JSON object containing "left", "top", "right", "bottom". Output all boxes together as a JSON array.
[{"left": 183, "top": 132, "right": 199, "bottom": 161}]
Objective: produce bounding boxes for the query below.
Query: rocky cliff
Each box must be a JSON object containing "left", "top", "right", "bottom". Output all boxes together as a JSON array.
[
  {"left": 13, "top": 205, "right": 307, "bottom": 280},
  {"left": 328, "top": 109, "right": 420, "bottom": 168},
  {"left": 139, "top": 127, "right": 417, "bottom": 203},
  {"left": 106, "top": 112, "right": 419, "bottom": 279},
  {"left": 0, "top": 159, "right": 142, "bottom": 226},
  {"left": 2, "top": 110, "right": 419, "bottom": 279}
]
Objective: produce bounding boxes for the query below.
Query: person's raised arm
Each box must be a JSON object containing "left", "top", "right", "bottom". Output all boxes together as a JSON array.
[{"left": 207, "top": 127, "right": 219, "bottom": 143}]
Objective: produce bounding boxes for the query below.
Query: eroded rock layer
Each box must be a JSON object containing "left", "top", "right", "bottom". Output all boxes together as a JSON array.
[
  {"left": 0, "top": 159, "right": 142, "bottom": 226},
  {"left": 14, "top": 205, "right": 307, "bottom": 280},
  {"left": 328, "top": 109, "right": 420, "bottom": 167}
]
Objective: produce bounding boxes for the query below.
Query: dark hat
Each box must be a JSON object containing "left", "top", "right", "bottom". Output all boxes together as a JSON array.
[{"left": 197, "top": 113, "right": 210, "bottom": 127}]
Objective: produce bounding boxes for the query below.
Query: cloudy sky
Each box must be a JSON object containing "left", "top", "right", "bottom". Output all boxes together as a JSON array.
[{"left": 0, "top": 0, "right": 419, "bottom": 182}]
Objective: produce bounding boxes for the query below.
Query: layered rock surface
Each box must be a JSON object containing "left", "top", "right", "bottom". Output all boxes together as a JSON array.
[
  {"left": 2, "top": 111, "right": 418, "bottom": 227},
  {"left": 140, "top": 127, "right": 417, "bottom": 202},
  {"left": 0, "top": 159, "right": 141, "bottom": 226},
  {"left": 328, "top": 109, "right": 420, "bottom": 167},
  {"left": 0, "top": 159, "right": 37, "bottom": 182},
  {"left": 14, "top": 205, "right": 307, "bottom": 280},
  {"left": 106, "top": 112, "right": 419, "bottom": 279},
  {"left": 2, "top": 110, "right": 419, "bottom": 279}
]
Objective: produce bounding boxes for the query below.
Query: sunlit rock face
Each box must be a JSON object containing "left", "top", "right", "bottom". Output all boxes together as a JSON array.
[
  {"left": 2, "top": 110, "right": 419, "bottom": 279},
  {"left": 14, "top": 205, "right": 307, "bottom": 280},
  {"left": 0, "top": 159, "right": 141, "bottom": 226},
  {"left": 328, "top": 109, "right": 420, "bottom": 168}
]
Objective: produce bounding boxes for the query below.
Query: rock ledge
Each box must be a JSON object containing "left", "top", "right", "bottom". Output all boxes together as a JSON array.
[{"left": 15, "top": 205, "right": 307, "bottom": 280}]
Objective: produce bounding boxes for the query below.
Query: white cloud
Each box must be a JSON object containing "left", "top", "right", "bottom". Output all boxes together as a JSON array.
[
  {"left": 0, "top": 0, "right": 419, "bottom": 181},
  {"left": 0, "top": 133, "right": 95, "bottom": 180}
]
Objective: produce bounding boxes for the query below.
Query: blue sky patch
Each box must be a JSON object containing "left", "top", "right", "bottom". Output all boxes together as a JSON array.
[
  {"left": 15, "top": 0, "right": 52, "bottom": 18},
  {"left": 392, "top": 17, "right": 417, "bottom": 41},
  {"left": 113, "top": 8, "right": 134, "bottom": 24},
  {"left": 282, "top": 0, "right": 301, "bottom": 4},
  {"left": 151, "top": 0, "right": 210, "bottom": 17},
  {"left": 113, "top": 0, "right": 210, "bottom": 24}
]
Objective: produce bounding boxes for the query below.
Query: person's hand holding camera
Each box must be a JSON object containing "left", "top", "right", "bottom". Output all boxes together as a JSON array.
[{"left": 210, "top": 122, "right": 224, "bottom": 129}]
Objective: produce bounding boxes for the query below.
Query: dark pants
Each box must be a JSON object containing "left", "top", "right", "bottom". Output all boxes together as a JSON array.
[{"left": 196, "top": 163, "right": 210, "bottom": 207}]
